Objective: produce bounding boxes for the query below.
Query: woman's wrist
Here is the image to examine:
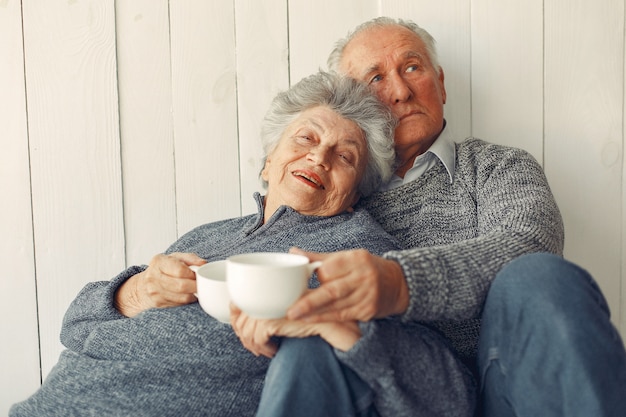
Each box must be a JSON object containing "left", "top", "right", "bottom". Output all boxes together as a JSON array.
[
  {"left": 319, "top": 322, "right": 362, "bottom": 351},
  {"left": 114, "top": 272, "right": 145, "bottom": 317}
]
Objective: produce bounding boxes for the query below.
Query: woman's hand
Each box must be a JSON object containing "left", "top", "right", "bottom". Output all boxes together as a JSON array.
[
  {"left": 115, "top": 252, "right": 206, "bottom": 317},
  {"left": 230, "top": 304, "right": 362, "bottom": 358}
]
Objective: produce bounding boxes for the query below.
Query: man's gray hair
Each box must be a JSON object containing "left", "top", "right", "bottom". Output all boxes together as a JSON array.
[
  {"left": 261, "top": 71, "right": 397, "bottom": 197},
  {"left": 327, "top": 16, "right": 441, "bottom": 74}
]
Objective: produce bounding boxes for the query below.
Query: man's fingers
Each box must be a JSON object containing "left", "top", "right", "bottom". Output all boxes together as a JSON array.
[
  {"left": 287, "top": 281, "right": 377, "bottom": 322},
  {"left": 295, "top": 295, "right": 376, "bottom": 323},
  {"left": 287, "top": 286, "right": 335, "bottom": 320}
]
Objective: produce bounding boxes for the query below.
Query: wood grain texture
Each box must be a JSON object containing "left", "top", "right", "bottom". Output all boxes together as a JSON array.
[
  {"left": 470, "top": 0, "right": 544, "bottom": 162},
  {"left": 288, "top": 0, "right": 379, "bottom": 83},
  {"left": 544, "top": 0, "right": 624, "bottom": 328},
  {"left": 0, "top": 1, "right": 41, "bottom": 413},
  {"left": 169, "top": 0, "right": 241, "bottom": 235},
  {"left": 234, "top": 0, "right": 289, "bottom": 215},
  {"left": 21, "top": 0, "right": 125, "bottom": 377},
  {"left": 116, "top": 0, "right": 178, "bottom": 266}
]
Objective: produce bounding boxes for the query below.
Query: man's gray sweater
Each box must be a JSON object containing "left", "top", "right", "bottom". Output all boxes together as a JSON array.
[{"left": 360, "top": 137, "right": 564, "bottom": 369}]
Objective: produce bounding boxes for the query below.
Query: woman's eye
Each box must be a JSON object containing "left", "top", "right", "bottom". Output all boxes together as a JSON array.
[
  {"left": 295, "top": 135, "right": 312, "bottom": 143},
  {"left": 338, "top": 153, "right": 353, "bottom": 164}
]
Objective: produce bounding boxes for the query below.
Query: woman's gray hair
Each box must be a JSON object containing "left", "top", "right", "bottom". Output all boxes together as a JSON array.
[
  {"left": 260, "top": 71, "right": 397, "bottom": 197},
  {"left": 327, "top": 16, "right": 440, "bottom": 74}
]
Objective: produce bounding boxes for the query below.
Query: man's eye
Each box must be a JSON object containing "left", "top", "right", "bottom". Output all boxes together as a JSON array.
[
  {"left": 369, "top": 74, "right": 383, "bottom": 84},
  {"left": 406, "top": 64, "right": 419, "bottom": 73}
]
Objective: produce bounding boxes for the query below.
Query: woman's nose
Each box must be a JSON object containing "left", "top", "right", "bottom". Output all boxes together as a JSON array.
[{"left": 307, "top": 147, "right": 330, "bottom": 169}]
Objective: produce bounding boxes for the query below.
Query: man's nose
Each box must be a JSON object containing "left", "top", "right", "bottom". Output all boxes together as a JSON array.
[{"left": 386, "top": 73, "right": 412, "bottom": 104}]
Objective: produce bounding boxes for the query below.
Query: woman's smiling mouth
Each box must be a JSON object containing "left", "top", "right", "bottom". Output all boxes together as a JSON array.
[{"left": 292, "top": 170, "right": 325, "bottom": 190}]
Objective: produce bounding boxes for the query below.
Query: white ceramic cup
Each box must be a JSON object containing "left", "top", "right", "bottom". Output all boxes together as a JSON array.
[
  {"left": 226, "top": 252, "right": 322, "bottom": 319},
  {"left": 190, "top": 260, "right": 231, "bottom": 323}
]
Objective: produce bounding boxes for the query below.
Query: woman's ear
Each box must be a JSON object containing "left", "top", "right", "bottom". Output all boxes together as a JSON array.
[{"left": 261, "top": 157, "right": 271, "bottom": 182}]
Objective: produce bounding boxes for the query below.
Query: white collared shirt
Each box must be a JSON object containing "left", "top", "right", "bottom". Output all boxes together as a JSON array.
[{"left": 380, "top": 123, "right": 456, "bottom": 191}]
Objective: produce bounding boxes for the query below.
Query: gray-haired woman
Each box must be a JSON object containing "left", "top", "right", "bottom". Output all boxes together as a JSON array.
[{"left": 10, "top": 71, "right": 405, "bottom": 416}]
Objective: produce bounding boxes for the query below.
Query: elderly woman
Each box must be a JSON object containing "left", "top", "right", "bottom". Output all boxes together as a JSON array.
[{"left": 10, "top": 72, "right": 473, "bottom": 417}]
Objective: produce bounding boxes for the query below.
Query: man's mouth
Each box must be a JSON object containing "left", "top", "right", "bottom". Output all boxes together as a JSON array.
[
  {"left": 398, "top": 109, "right": 422, "bottom": 121},
  {"left": 292, "top": 170, "right": 325, "bottom": 190}
]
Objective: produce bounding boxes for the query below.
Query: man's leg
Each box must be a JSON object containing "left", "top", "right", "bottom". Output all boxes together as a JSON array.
[
  {"left": 255, "top": 336, "right": 378, "bottom": 417},
  {"left": 478, "top": 253, "right": 626, "bottom": 417}
]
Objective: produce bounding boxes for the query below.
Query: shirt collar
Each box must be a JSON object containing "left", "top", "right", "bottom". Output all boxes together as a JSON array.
[
  {"left": 426, "top": 122, "right": 455, "bottom": 184},
  {"left": 381, "top": 122, "right": 455, "bottom": 191}
]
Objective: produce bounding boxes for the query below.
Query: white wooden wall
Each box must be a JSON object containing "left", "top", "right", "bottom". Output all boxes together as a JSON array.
[{"left": 1, "top": 0, "right": 624, "bottom": 412}]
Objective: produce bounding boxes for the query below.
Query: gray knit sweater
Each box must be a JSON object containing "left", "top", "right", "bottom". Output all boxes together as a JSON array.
[
  {"left": 360, "top": 137, "right": 565, "bottom": 370},
  {"left": 11, "top": 194, "right": 475, "bottom": 417}
]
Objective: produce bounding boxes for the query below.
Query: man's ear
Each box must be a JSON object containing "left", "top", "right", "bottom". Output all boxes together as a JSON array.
[{"left": 438, "top": 68, "right": 447, "bottom": 105}]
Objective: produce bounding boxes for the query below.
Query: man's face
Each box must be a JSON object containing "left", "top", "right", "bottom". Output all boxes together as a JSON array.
[{"left": 339, "top": 25, "right": 447, "bottom": 173}]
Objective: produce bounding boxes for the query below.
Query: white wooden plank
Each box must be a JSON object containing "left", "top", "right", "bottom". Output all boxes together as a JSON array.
[
  {"left": 169, "top": 0, "right": 241, "bottom": 235},
  {"left": 288, "top": 0, "right": 379, "bottom": 84},
  {"left": 470, "top": 0, "right": 544, "bottom": 162},
  {"left": 544, "top": 0, "right": 623, "bottom": 329},
  {"left": 235, "top": 0, "right": 290, "bottom": 215},
  {"left": 622, "top": 25, "right": 626, "bottom": 338},
  {"left": 381, "top": 0, "right": 472, "bottom": 140},
  {"left": 0, "top": 2, "right": 41, "bottom": 412},
  {"left": 115, "top": 0, "right": 177, "bottom": 265},
  {"left": 22, "top": 0, "right": 125, "bottom": 378}
]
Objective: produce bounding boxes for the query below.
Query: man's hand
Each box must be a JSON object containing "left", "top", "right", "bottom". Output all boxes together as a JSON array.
[
  {"left": 230, "top": 304, "right": 362, "bottom": 358},
  {"left": 286, "top": 248, "right": 409, "bottom": 322},
  {"left": 115, "top": 252, "right": 206, "bottom": 317}
]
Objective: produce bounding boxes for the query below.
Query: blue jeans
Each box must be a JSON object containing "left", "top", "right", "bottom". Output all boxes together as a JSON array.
[
  {"left": 255, "top": 336, "right": 379, "bottom": 417},
  {"left": 256, "top": 253, "right": 626, "bottom": 416},
  {"left": 478, "top": 253, "right": 626, "bottom": 416}
]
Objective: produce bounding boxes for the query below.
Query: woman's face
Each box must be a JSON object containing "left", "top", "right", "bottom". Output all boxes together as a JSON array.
[{"left": 262, "top": 105, "right": 368, "bottom": 219}]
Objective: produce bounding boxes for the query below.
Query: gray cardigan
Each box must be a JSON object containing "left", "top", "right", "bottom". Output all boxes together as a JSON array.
[
  {"left": 11, "top": 194, "right": 475, "bottom": 417},
  {"left": 359, "top": 137, "right": 565, "bottom": 370}
]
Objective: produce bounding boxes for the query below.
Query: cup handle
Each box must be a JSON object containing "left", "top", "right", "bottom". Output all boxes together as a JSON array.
[
  {"left": 306, "top": 261, "right": 323, "bottom": 275},
  {"left": 189, "top": 265, "right": 200, "bottom": 296}
]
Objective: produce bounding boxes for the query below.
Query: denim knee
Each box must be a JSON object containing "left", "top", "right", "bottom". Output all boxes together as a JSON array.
[
  {"left": 479, "top": 254, "right": 626, "bottom": 417},
  {"left": 274, "top": 336, "right": 329, "bottom": 364},
  {"left": 487, "top": 252, "right": 609, "bottom": 318}
]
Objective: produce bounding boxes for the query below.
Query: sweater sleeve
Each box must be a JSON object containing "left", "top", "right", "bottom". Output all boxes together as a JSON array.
[
  {"left": 60, "top": 265, "right": 146, "bottom": 352},
  {"left": 336, "top": 320, "right": 476, "bottom": 417},
  {"left": 385, "top": 141, "right": 564, "bottom": 322},
  {"left": 58, "top": 218, "right": 219, "bottom": 353}
]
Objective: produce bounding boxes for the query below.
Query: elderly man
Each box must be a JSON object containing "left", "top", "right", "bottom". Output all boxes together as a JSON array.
[{"left": 252, "top": 17, "right": 626, "bottom": 417}]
